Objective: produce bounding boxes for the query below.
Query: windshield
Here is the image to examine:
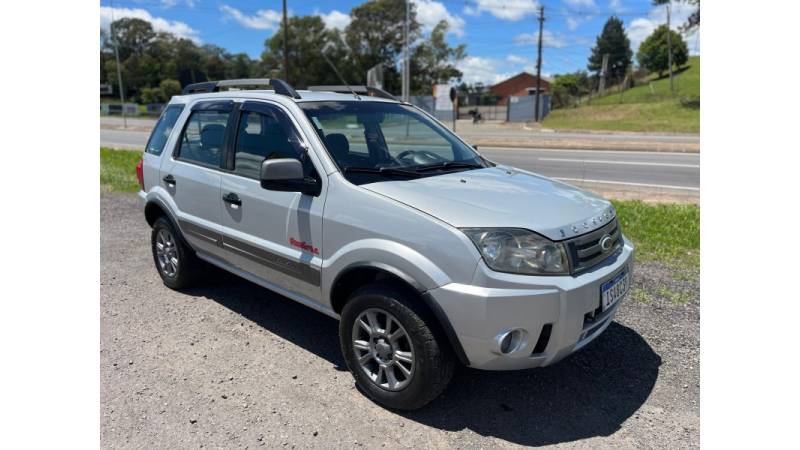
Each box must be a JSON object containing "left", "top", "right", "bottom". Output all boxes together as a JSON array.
[{"left": 299, "top": 101, "right": 488, "bottom": 184}]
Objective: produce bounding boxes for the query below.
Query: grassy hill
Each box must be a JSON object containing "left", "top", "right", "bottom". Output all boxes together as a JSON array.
[{"left": 543, "top": 56, "right": 699, "bottom": 133}]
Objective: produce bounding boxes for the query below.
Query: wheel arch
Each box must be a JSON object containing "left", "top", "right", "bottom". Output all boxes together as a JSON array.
[
  {"left": 330, "top": 262, "right": 470, "bottom": 366},
  {"left": 143, "top": 199, "right": 196, "bottom": 251}
]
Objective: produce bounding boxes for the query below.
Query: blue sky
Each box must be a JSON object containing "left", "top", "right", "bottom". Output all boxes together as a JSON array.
[{"left": 100, "top": 0, "right": 699, "bottom": 85}]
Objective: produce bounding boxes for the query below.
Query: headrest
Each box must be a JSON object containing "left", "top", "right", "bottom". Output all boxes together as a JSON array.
[{"left": 325, "top": 133, "right": 350, "bottom": 160}]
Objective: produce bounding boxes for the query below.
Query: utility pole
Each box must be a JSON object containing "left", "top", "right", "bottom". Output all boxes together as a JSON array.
[
  {"left": 282, "top": 0, "right": 289, "bottom": 82},
  {"left": 533, "top": 6, "right": 544, "bottom": 122},
  {"left": 109, "top": 0, "right": 127, "bottom": 129},
  {"left": 599, "top": 53, "right": 609, "bottom": 94},
  {"left": 666, "top": 1, "right": 674, "bottom": 93},
  {"left": 402, "top": 0, "right": 410, "bottom": 102}
]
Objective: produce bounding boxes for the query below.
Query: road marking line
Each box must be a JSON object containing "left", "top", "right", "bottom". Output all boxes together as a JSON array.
[
  {"left": 538, "top": 157, "right": 699, "bottom": 168},
  {"left": 554, "top": 177, "right": 700, "bottom": 191},
  {"left": 480, "top": 147, "right": 699, "bottom": 157}
]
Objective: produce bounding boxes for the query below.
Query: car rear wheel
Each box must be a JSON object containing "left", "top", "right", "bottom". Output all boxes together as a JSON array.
[
  {"left": 339, "top": 283, "right": 455, "bottom": 410},
  {"left": 151, "top": 216, "right": 201, "bottom": 290}
]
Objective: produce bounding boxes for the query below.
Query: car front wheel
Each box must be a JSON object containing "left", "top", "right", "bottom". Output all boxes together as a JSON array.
[{"left": 339, "top": 283, "right": 455, "bottom": 410}]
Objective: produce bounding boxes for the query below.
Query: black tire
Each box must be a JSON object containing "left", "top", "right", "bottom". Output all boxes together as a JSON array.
[
  {"left": 151, "top": 216, "right": 201, "bottom": 290},
  {"left": 339, "top": 283, "right": 455, "bottom": 410}
]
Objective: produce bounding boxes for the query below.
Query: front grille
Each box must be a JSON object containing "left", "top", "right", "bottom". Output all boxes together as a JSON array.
[{"left": 564, "top": 218, "right": 622, "bottom": 274}]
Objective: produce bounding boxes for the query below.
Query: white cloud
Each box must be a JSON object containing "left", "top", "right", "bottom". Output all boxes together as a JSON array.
[
  {"left": 161, "top": 0, "right": 196, "bottom": 8},
  {"left": 506, "top": 54, "right": 532, "bottom": 65},
  {"left": 513, "top": 30, "right": 568, "bottom": 49},
  {"left": 413, "top": 0, "right": 466, "bottom": 37},
  {"left": 99, "top": 6, "right": 201, "bottom": 42},
  {"left": 220, "top": 5, "right": 282, "bottom": 31},
  {"left": 464, "top": 0, "right": 540, "bottom": 21},
  {"left": 627, "top": 2, "right": 699, "bottom": 55},
  {"left": 566, "top": 16, "right": 581, "bottom": 30},
  {"left": 316, "top": 9, "right": 351, "bottom": 31},
  {"left": 564, "top": 0, "right": 595, "bottom": 7},
  {"left": 457, "top": 56, "right": 512, "bottom": 84},
  {"left": 609, "top": 0, "right": 624, "bottom": 13}
]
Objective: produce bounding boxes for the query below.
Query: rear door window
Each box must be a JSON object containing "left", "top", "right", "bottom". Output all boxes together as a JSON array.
[
  {"left": 145, "top": 104, "right": 184, "bottom": 155},
  {"left": 176, "top": 109, "right": 232, "bottom": 168}
]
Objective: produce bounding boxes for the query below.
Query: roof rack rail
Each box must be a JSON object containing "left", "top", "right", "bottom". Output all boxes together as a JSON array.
[
  {"left": 307, "top": 85, "right": 400, "bottom": 102},
  {"left": 181, "top": 78, "right": 301, "bottom": 99}
]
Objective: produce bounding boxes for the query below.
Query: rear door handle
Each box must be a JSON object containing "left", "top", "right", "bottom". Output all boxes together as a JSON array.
[
  {"left": 223, "top": 192, "right": 242, "bottom": 206},
  {"left": 162, "top": 174, "right": 176, "bottom": 185}
]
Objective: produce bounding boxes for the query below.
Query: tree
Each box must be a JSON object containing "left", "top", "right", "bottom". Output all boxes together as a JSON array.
[
  {"left": 636, "top": 25, "right": 689, "bottom": 77},
  {"left": 201, "top": 44, "right": 230, "bottom": 81},
  {"left": 261, "top": 15, "right": 347, "bottom": 88},
  {"left": 588, "top": 16, "right": 633, "bottom": 85},
  {"left": 226, "top": 53, "right": 258, "bottom": 79},
  {"left": 410, "top": 21, "right": 465, "bottom": 94},
  {"left": 345, "top": 0, "right": 420, "bottom": 92},
  {"left": 107, "top": 18, "right": 156, "bottom": 61}
]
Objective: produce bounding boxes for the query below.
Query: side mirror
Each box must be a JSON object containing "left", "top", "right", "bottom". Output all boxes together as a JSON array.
[{"left": 260, "top": 158, "right": 320, "bottom": 196}]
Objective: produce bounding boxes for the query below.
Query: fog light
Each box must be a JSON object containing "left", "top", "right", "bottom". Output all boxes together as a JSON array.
[{"left": 496, "top": 328, "right": 527, "bottom": 354}]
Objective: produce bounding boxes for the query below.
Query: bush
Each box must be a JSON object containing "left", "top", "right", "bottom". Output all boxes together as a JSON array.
[
  {"left": 680, "top": 96, "right": 700, "bottom": 109},
  {"left": 550, "top": 71, "right": 591, "bottom": 109},
  {"left": 139, "top": 86, "right": 166, "bottom": 104},
  {"left": 159, "top": 79, "right": 182, "bottom": 99}
]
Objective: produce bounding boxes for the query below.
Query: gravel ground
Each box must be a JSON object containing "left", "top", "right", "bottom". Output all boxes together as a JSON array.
[{"left": 101, "top": 193, "right": 699, "bottom": 449}]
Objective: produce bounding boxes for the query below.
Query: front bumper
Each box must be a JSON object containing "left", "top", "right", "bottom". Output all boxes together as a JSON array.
[{"left": 427, "top": 237, "right": 635, "bottom": 370}]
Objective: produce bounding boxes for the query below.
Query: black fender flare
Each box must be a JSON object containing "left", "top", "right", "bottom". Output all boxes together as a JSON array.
[{"left": 144, "top": 199, "right": 194, "bottom": 250}]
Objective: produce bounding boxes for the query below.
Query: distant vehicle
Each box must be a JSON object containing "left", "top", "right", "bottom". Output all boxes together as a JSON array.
[
  {"left": 137, "top": 79, "right": 634, "bottom": 410},
  {"left": 467, "top": 108, "right": 484, "bottom": 123}
]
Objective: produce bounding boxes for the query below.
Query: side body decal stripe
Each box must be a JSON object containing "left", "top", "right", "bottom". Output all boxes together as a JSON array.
[{"left": 178, "top": 219, "right": 320, "bottom": 286}]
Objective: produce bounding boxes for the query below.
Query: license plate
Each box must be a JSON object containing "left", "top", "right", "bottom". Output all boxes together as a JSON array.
[{"left": 600, "top": 269, "right": 630, "bottom": 311}]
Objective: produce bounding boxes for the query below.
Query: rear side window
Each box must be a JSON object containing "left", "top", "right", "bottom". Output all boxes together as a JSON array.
[
  {"left": 145, "top": 104, "right": 184, "bottom": 155},
  {"left": 177, "top": 110, "right": 231, "bottom": 168}
]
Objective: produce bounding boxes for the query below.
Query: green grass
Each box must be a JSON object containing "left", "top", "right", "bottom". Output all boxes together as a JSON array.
[
  {"left": 543, "top": 56, "right": 700, "bottom": 133},
  {"left": 612, "top": 199, "right": 699, "bottom": 267},
  {"left": 101, "top": 147, "right": 142, "bottom": 193}
]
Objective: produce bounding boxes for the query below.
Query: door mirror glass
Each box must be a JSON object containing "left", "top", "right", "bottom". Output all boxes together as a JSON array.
[{"left": 260, "top": 158, "right": 320, "bottom": 196}]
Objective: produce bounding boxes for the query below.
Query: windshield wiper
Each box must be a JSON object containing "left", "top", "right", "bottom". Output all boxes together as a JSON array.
[
  {"left": 413, "top": 161, "right": 485, "bottom": 172},
  {"left": 343, "top": 166, "right": 422, "bottom": 178}
]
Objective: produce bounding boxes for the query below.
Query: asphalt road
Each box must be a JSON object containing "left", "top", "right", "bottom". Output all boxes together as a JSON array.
[
  {"left": 480, "top": 147, "right": 699, "bottom": 191},
  {"left": 101, "top": 193, "right": 699, "bottom": 448}
]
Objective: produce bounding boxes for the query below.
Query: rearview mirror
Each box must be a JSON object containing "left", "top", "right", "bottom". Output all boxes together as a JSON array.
[{"left": 260, "top": 158, "right": 320, "bottom": 196}]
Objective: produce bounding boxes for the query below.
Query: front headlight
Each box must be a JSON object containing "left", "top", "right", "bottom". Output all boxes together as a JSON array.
[{"left": 461, "top": 228, "right": 569, "bottom": 275}]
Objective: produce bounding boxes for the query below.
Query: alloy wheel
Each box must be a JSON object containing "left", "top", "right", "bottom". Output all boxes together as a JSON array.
[
  {"left": 155, "top": 228, "right": 179, "bottom": 278},
  {"left": 352, "top": 308, "right": 416, "bottom": 391}
]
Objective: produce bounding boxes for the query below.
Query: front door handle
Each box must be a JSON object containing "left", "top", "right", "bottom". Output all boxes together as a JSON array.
[
  {"left": 223, "top": 192, "right": 242, "bottom": 206},
  {"left": 162, "top": 174, "right": 176, "bottom": 185}
]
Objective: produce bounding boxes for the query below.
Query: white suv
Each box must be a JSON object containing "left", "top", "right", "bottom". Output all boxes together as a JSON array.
[{"left": 137, "top": 79, "right": 634, "bottom": 410}]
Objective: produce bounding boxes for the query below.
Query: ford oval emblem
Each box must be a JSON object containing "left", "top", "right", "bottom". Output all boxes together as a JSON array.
[{"left": 599, "top": 234, "right": 613, "bottom": 251}]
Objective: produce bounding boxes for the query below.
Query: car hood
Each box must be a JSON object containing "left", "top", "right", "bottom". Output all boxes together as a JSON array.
[{"left": 361, "top": 166, "right": 616, "bottom": 241}]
